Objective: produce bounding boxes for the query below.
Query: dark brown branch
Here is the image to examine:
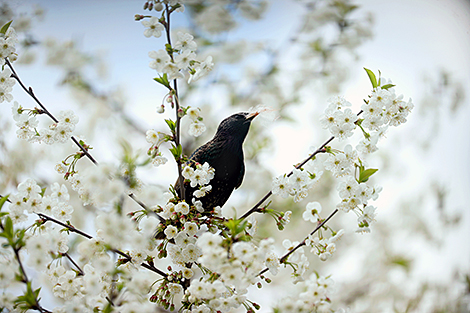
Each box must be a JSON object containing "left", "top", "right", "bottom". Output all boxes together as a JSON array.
[
  {"left": 239, "top": 136, "right": 334, "bottom": 220},
  {"left": 4, "top": 222, "right": 52, "bottom": 313},
  {"left": 240, "top": 110, "right": 364, "bottom": 220},
  {"left": 258, "top": 208, "right": 339, "bottom": 277},
  {"left": 164, "top": 3, "right": 185, "bottom": 201},
  {"left": 5, "top": 58, "right": 158, "bottom": 220},
  {"left": 128, "top": 193, "right": 165, "bottom": 223},
  {"left": 112, "top": 249, "right": 167, "bottom": 278},
  {"left": 63, "top": 252, "right": 84, "bottom": 276},
  {"left": 37, "top": 213, "right": 93, "bottom": 239},
  {"left": 38, "top": 213, "right": 167, "bottom": 278}
]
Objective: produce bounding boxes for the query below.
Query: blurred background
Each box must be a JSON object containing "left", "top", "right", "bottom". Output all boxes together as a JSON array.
[{"left": 0, "top": 0, "right": 469, "bottom": 312}]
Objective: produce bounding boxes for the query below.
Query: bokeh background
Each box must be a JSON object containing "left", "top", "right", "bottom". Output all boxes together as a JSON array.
[{"left": 1, "top": 0, "right": 469, "bottom": 312}]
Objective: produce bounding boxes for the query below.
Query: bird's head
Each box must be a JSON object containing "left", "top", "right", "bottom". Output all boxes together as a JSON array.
[{"left": 215, "top": 112, "right": 259, "bottom": 140}]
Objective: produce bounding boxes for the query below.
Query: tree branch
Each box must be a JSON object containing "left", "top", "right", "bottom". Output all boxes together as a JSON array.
[
  {"left": 239, "top": 136, "right": 334, "bottom": 220},
  {"left": 38, "top": 213, "right": 167, "bottom": 278},
  {"left": 258, "top": 208, "right": 339, "bottom": 277},
  {"left": 164, "top": 3, "right": 186, "bottom": 202},
  {"left": 240, "top": 110, "right": 364, "bottom": 220}
]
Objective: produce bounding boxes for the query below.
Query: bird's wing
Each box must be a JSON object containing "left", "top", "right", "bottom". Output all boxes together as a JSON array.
[
  {"left": 189, "top": 139, "right": 220, "bottom": 164},
  {"left": 235, "top": 162, "right": 245, "bottom": 189}
]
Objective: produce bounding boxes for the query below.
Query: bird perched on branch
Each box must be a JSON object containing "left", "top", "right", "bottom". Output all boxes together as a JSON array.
[{"left": 176, "top": 111, "right": 258, "bottom": 213}]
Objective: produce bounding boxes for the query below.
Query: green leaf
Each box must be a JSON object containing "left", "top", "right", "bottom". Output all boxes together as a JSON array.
[
  {"left": 0, "top": 20, "right": 12, "bottom": 35},
  {"left": 225, "top": 219, "right": 247, "bottom": 237},
  {"left": 3, "top": 216, "right": 14, "bottom": 240},
  {"left": 14, "top": 282, "right": 41, "bottom": 311},
  {"left": 0, "top": 194, "right": 9, "bottom": 211},
  {"left": 153, "top": 73, "right": 171, "bottom": 89},
  {"left": 165, "top": 119, "right": 176, "bottom": 133},
  {"left": 381, "top": 84, "right": 396, "bottom": 90},
  {"left": 169, "top": 144, "right": 182, "bottom": 160},
  {"left": 364, "top": 68, "right": 378, "bottom": 89},
  {"left": 359, "top": 168, "right": 378, "bottom": 183}
]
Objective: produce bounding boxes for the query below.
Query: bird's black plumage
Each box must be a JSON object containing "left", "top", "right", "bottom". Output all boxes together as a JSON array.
[{"left": 176, "top": 111, "right": 258, "bottom": 212}]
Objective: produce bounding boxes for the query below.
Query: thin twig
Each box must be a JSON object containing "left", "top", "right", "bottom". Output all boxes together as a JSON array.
[
  {"left": 239, "top": 136, "right": 334, "bottom": 220},
  {"left": 112, "top": 249, "right": 167, "bottom": 278},
  {"left": 37, "top": 213, "right": 93, "bottom": 239},
  {"left": 240, "top": 110, "right": 364, "bottom": 220},
  {"left": 164, "top": 3, "right": 185, "bottom": 201},
  {"left": 5, "top": 58, "right": 158, "bottom": 218},
  {"left": 63, "top": 252, "right": 84, "bottom": 276},
  {"left": 258, "top": 208, "right": 339, "bottom": 277},
  {"left": 10, "top": 231, "right": 52, "bottom": 312},
  {"left": 128, "top": 193, "right": 165, "bottom": 223},
  {"left": 38, "top": 213, "right": 167, "bottom": 277},
  {"left": 13, "top": 247, "right": 29, "bottom": 283}
]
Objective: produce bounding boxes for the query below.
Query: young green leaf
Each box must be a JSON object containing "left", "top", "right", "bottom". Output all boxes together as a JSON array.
[
  {"left": 153, "top": 73, "right": 171, "bottom": 89},
  {"left": 364, "top": 68, "right": 378, "bottom": 89},
  {"left": 165, "top": 119, "right": 176, "bottom": 133},
  {"left": 359, "top": 168, "right": 378, "bottom": 183},
  {"left": 381, "top": 84, "right": 396, "bottom": 90},
  {"left": 0, "top": 194, "right": 9, "bottom": 211},
  {"left": 0, "top": 20, "right": 12, "bottom": 35}
]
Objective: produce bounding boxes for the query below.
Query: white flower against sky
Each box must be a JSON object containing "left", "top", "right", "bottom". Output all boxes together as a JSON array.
[
  {"left": 189, "top": 56, "right": 214, "bottom": 83},
  {"left": 188, "top": 120, "right": 206, "bottom": 137},
  {"left": 265, "top": 251, "right": 280, "bottom": 276},
  {"left": 174, "top": 31, "right": 197, "bottom": 52},
  {"left": 174, "top": 49, "right": 196, "bottom": 70},
  {"left": 186, "top": 107, "right": 200, "bottom": 121},
  {"left": 148, "top": 49, "right": 171, "bottom": 72},
  {"left": 57, "top": 110, "right": 79, "bottom": 131},
  {"left": 152, "top": 154, "right": 168, "bottom": 167},
  {"left": 303, "top": 201, "right": 322, "bottom": 223},
  {"left": 146, "top": 129, "right": 160, "bottom": 144},
  {"left": 142, "top": 16, "right": 164, "bottom": 38},
  {"left": 0, "top": 68, "right": 15, "bottom": 88},
  {"left": 272, "top": 174, "right": 292, "bottom": 198}
]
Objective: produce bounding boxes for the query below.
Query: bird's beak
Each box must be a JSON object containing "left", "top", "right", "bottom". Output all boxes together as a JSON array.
[{"left": 246, "top": 111, "right": 259, "bottom": 121}]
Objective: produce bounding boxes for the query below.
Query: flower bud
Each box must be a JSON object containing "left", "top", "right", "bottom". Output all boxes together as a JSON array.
[{"left": 155, "top": 2, "right": 164, "bottom": 11}]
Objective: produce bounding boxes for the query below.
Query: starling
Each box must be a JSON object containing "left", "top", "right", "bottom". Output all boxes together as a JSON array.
[{"left": 176, "top": 111, "right": 258, "bottom": 212}]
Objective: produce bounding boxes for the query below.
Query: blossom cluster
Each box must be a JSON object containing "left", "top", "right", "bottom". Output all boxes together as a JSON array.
[
  {"left": 2, "top": 179, "right": 72, "bottom": 275},
  {"left": 0, "top": 67, "right": 15, "bottom": 103},
  {"left": 146, "top": 129, "right": 169, "bottom": 167},
  {"left": 306, "top": 228, "right": 344, "bottom": 262},
  {"left": 274, "top": 273, "right": 335, "bottom": 312},
  {"left": 12, "top": 102, "right": 79, "bottom": 144},
  {"left": 178, "top": 233, "right": 277, "bottom": 312},
  {"left": 143, "top": 17, "right": 214, "bottom": 84},
  {"left": 282, "top": 239, "right": 310, "bottom": 283},
  {"left": 186, "top": 107, "right": 207, "bottom": 137},
  {"left": 320, "top": 96, "right": 358, "bottom": 141},
  {"left": 0, "top": 25, "right": 18, "bottom": 66},
  {"left": 272, "top": 167, "right": 323, "bottom": 202},
  {"left": 182, "top": 162, "right": 214, "bottom": 199},
  {"left": 7, "top": 179, "right": 73, "bottom": 225}
]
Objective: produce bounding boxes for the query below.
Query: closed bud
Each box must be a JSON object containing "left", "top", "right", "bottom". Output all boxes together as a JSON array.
[
  {"left": 148, "top": 2, "right": 154, "bottom": 10},
  {"left": 143, "top": 2, "right": 149, "bottom": 10},
  {"left": 155, "top": 2, "right": 164, "bottom": 11}
]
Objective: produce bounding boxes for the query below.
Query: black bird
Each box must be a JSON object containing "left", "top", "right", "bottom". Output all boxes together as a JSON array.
[{"left": 176, "top": 111, "right": 258, "bottom": 212}]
